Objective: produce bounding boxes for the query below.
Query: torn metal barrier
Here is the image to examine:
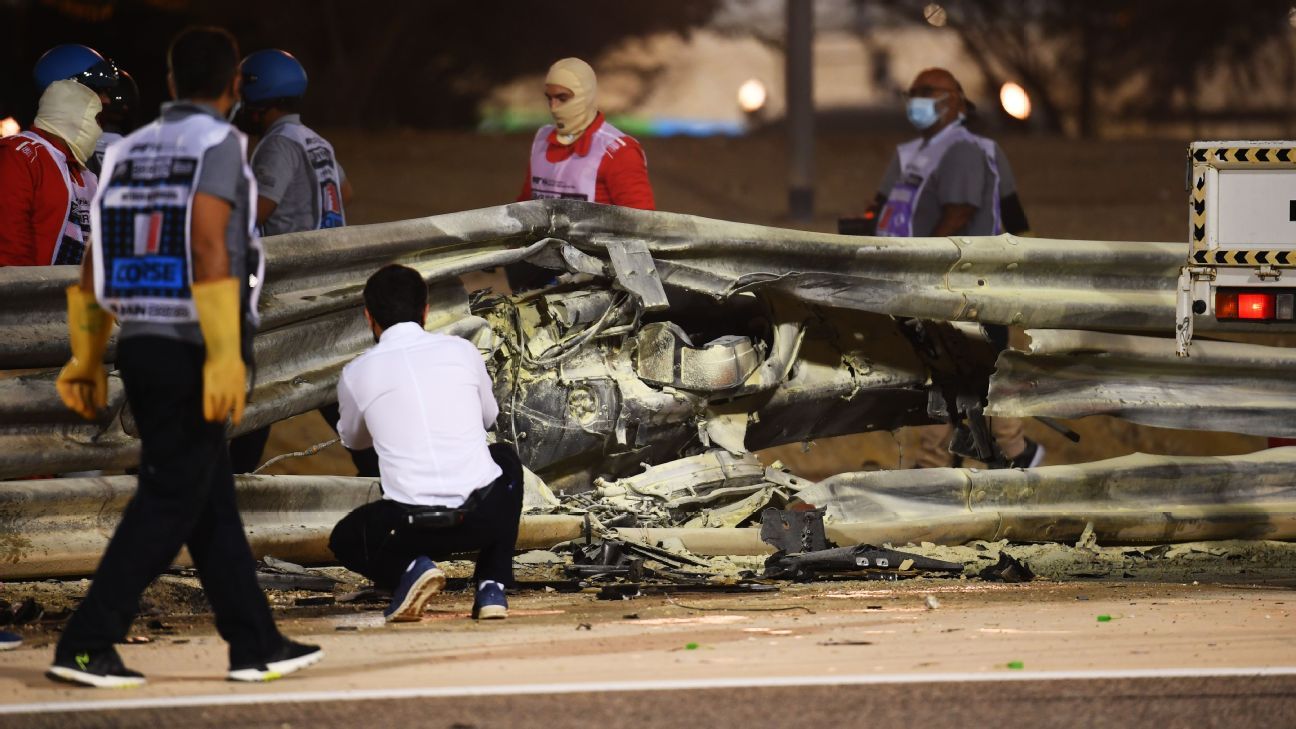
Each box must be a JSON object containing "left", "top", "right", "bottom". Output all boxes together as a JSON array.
[
  {"left": 989, "top": 329, "right": 1296, "bottom": 438},
  {"left": 0, "top": 199, "right": 1260, "bottom": 481},
  {"left": 5, "top": 447, "right": 1296, "bottom": 580},
  {"left": 797, "top": 448, "right": 1296, "bottom": 547}
]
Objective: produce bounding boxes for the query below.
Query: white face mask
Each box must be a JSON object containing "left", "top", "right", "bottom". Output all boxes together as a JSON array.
[
  {"left": 33, "top": 80, "right": 103, "bottom": 166},
  {"left": 546, "top": 58, "right": 598, "bottom": 145}
]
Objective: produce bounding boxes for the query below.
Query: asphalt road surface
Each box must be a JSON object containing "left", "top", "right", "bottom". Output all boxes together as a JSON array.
[{"left": 3, "top": 672, "right": 1294, "bottom": 729}]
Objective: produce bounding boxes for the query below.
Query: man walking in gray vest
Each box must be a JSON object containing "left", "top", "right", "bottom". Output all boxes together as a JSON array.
[
  {"left": 869, "top": 67, "right": 1042, "bottom": 470},
  {"left": 227, "top": 49, "right": 367, "bottom": 475},
  {"left": 49, "top": 26, "right": 321, "bottom": 687}
]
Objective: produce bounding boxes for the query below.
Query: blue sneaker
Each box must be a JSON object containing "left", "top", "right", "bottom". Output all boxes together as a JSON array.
[
  {"left": 472, "top": 580, "right": 508, "bottom": 620},
  {"left": 384, "top": 556, "right": 446, "bottom": 623},
  {"left": 0, "top": 631, "right": 20, "bottom": 651}
]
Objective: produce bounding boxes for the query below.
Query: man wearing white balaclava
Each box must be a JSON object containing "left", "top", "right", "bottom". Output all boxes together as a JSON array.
[
  {"left": 516, "top": 57, "right": 654, "bottom": 208},
  {"left": 511, "top": 58, "right": 654, "bottom": 290},
  {"left": 0, "top": 79, "right": 102, "bottom": 266}
]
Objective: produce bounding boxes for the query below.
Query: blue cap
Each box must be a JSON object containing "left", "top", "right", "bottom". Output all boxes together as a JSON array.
[
  {"left": 239, "top": 49, "right": 308, "bottom": 103},
  {"left": 34, "top": 44, "right": 119, "bottom": 93}
]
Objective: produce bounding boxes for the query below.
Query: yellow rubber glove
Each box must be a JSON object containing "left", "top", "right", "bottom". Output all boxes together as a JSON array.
[
  {"left": 56, "top": 284, "right": 114, "bottom": 420},
  {"left": 192, "top": 277, "right": 248, "bottom": 425}
]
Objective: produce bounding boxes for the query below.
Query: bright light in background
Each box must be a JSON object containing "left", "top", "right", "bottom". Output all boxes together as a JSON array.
[
  {"left": 999, "top": 82, "right": 1032, "bottom": 120},
  {"left": 737, "top": 78, "right": 768, "bottom": 113},
  {"left": 923, "top": 3, "right": 948, "bottom": 27},
  {"left": 0, "top": 118, "right": 18, "bottom": 138}
]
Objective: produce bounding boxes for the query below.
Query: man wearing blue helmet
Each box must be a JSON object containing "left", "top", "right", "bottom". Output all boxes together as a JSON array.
[
  {"left": 0, "top": 45, "right": 115, "bottom": 266},
  {"left": 33, "top": 43, "right": 119, "bottom": 97},
  {"left": 234, "top": 49, "right": 351, "bottom": 235},
  {"left": 228, "top": 49, "right": 364, "bottom": 476}
]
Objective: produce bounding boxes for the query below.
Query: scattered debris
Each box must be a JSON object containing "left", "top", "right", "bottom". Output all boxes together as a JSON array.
[
  {"left": 145, "top": 618, "right": 176, "bottom": 634},
  {"left": 925, "top": 595, "right": 942, "bottom": 610},
  {"left": 764, "top": 544, "right": 963, "bottom": 580},
  {"left": 819, "top": 639, "right": 873, "bottom": 646},
  {"left": 684, "top": 642, "right": 699, "bottom": 650},
  {"left": 123, "top": 635, "right": 151, "bottom": 644},
  {"left": 665, "top": 596, "right": 814, "bottom": 614},
  {"left": 294, "top": 596, "right": 336, "bottom": 607},
  {"left": 977, "top": 553, "right": 1035, "bottom": 583},
  {"left": 1075, "top": 522, "right": 1099, "bottom": 552},
  {"left": 576, "top": 623, "right": 592, "bottom": 631},
  {"left": 13, "top": 598, "right": 43, "bottom": 625},
  {"left": 1097, "top": 614, "right": 1113, "bottom": 622},
  {"left": 1007, "top": 661, "right": 1025, "bottom": 670},
  {"left": 257, "top": 556, "right": 341, "bottom": 592},
  {"left": 759, "top": 508, "right": 828, "bottom": 555},
  {"left": 515, "top": 550, "right": 563, "bottom": 565}
]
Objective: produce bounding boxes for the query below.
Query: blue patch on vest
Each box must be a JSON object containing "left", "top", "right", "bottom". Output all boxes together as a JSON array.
[{"left": 110, "top": 256, "right": 185, "bottom": 290}]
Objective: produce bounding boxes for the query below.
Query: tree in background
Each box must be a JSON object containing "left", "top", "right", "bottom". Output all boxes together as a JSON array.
[
  {"left": 0, "top": 0, "right": 718, "bottom": 128},
  {"left": 878, "top": 0, "right": 1295, "bottom": 137}
]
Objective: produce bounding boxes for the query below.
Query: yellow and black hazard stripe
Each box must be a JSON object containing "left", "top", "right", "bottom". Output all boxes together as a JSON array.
[
  {"left": 1190, "top": 172, "right": 1206, "bottom": 243},
  {"left": 1191, "top": 146, "right": 1296, "bottom": 165},
  {"left": 1191, "top": 249, "right": 1296, "bottom": 265}
]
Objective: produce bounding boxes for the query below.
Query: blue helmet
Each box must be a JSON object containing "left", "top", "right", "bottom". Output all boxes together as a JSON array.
[
  {"left": 239, "top": 50, "right": 308, "bottom": 104},
  {"left": 34, "top": 44, "right": 119, "bottom": 93}
]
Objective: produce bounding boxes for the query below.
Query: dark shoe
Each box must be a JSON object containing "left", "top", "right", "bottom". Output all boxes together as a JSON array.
[
  {"left": 384, "top": 555, "right": 446, "bottom": 623},
  {"left": 47, "top": 648, "right": 146, "bottom": 688},
  {"left": 472, "top": 580, "right": 508, "bottom": 620},
  {"left": 228, "top": 639, "right": 323, "bottom": 682},
  {"left": 1009, "top": 439, "right": 1046, "bottom": 469},
  {"left": 0, "top": 630, "right": 20, "bottom": 651}
]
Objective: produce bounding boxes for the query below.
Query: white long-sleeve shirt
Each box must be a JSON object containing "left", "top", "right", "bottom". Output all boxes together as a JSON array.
[{"left": 336, "top": 321, "right": 502, "bottom": 507}]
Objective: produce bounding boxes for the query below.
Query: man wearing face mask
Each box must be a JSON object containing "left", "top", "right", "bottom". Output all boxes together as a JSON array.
[
  {"left": 227, "top": 48, "right": 362, "bottom": 476},
  {"left": 869, "top": 68, "right": 1042, "bottom": 470},
  {"left": 0, "top": 79, "right": 102, "bottom": 266}
]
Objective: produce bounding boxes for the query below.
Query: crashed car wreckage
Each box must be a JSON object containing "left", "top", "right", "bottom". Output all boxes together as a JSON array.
[{"left": 2, "top": 199, "right": 1295, "bottom": 580}]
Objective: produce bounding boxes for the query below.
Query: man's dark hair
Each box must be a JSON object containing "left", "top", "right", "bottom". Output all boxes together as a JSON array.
[
  {"left": 168, "top": 26, "right": 239, "bottom": 100},
  {"left": 363, "top": 264, "right": 428, "bottom": 329}
]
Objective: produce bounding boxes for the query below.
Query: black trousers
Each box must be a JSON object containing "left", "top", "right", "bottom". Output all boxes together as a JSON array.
[
  {"left": 328, "top": 443, "right": 524, "bottom": 590},
  {"left": 57, "top": 337, "right": 283, "bottom": 668},
  {"left": 228, "top": 403, "right": 379, "bottom": 476}
]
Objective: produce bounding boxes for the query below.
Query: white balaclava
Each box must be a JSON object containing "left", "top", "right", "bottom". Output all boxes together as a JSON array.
[
  {"left": 545, "top": 58, "right": 598, "bottom": 146},
  {"left": 33, "top": 79, "right": 103, "bottom": 166}
]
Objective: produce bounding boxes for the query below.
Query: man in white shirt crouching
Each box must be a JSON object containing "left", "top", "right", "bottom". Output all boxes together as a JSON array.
[{"left": 328, "top": 264, "right": 523, "bottom": 622}]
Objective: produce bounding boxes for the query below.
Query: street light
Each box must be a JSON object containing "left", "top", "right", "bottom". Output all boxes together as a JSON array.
[{"left": 999, "top": 82, "right": 1032, "bottom": 121}]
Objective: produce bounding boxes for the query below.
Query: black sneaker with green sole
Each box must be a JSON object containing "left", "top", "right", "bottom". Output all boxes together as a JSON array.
[
  {"left": 228, "top": 639, "right": 323, "bottom": 682},
  {"left": 47, "top": 648, "right": 146, "bottom": 688}
]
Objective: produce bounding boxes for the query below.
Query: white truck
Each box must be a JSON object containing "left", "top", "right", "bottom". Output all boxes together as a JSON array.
[{"left": 1177, "top": 140, "right": 1296, "bottom": 355}]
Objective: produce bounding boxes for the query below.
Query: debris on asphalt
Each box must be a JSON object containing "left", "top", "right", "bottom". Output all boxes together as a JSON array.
[
  {"left": 256, "top": 556, "right": 341, "bottom": 592},
  {"left": 758, "top": 508, "right": 828, "bottom": 555},
  {"left": 925, "top": 595, "right": 941, "bottom": 610},
  {"left": 1097, "top": 614, "right": 1113, "bottom": 622},
  {"left": 764, "top": 544, "right": 963, "bottom": 580},
  {"left": 12, "top": 598, "right": 44, "bottom": 625},
  {"left": 977, "top": 553, "right": 1035, "bottom": 583}
]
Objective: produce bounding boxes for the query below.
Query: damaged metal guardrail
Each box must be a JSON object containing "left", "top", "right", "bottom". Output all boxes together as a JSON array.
[
  {"left": 0, "top": 199, "right": 1285, "bottom": 479},
  {"left": 5, "top": 448, "right": 1295, "bottom": 580},
  {"left": 988, "top": 329, "right": 1296, "bottom": 437}
]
